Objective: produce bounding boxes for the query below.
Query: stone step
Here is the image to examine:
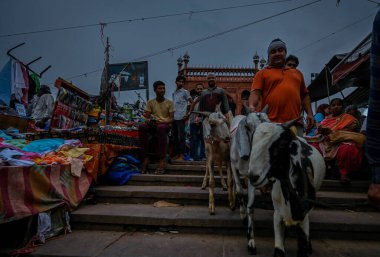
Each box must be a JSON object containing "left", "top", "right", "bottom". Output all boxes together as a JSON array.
[
  {"left": 126, "top": 173, "right": 370, "bottom": 193},
  {"left": 71, "top": 203, "right": 380, "bottom": 241},
  {"left": 28, "top": 230, "right": 380, "bottom": 257},
  {"left": 93, "top": 185, "right": 370, "bottom": 210}
]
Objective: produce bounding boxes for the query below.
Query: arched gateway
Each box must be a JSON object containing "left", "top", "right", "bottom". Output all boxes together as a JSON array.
[{"left": 176, "top": 53, "right": 266, "bottom": 115}]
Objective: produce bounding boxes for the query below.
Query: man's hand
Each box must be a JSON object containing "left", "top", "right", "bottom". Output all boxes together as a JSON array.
[{"left": 305, "top": 114, "right": 315, "bottom": 130}]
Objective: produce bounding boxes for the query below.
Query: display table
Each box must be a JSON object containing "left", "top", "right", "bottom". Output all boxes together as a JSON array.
[{"left": 0, "top": 164, "right": 92, "bottom": 224}]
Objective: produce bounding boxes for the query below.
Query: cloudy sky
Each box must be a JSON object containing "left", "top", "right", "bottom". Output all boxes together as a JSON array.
[{"left": 0, "top": 0, "right": 377, "bottom": 105}]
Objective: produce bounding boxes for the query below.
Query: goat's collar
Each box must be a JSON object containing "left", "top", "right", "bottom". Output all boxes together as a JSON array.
[{"left": 205, "top": 136, "right": 230, "bottom": 144}]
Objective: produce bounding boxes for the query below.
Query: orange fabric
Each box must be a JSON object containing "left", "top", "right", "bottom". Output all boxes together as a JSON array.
[
  {"left": 83, "top": 143, "right": 139, "bottom": 178},
  {"left": 251, "top": 67, "right": 308, "bottom": 123},
  {"left": 320, "top": 113, "right": 358, "bottom": 132}
]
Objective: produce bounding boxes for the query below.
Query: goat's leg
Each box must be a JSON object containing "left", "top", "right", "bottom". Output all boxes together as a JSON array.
[
  {"left": 226, "top": 163, "right": 235, "bottom": 210},
  {"left": 208, "top": 161, "right": 215, "bottom": 215},
  {"left": 201, "top": 165, "right": 208, "bottom": 190},
  {"left": 217, "top": 160, "right": 228, "bottom": 191},
  {"left": 273, "top": 210, "right": 285, "bottom": 257},
  {"left": 231, "top": 164, "right": 246, "bottom": 220},
  {"left": 246, "top": 181, "right": 256, "bottom": 255},
  {"left": 296, "top": 215, "right": 311, "bottom": 257}
]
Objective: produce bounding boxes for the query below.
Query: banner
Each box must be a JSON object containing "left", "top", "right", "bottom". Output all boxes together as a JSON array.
[{"left": 109, "top": 61, "right": 148, "bottom": 91}]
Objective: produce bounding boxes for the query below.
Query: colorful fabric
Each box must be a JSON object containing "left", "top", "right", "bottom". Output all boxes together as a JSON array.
[
  {"left": 251, "top": 67, "right": 308, "bottom": 123},
  {"left": 0, "top": 164, "right": 92, "bottom": 224},
  {"left": 145, "top": 98, "right": 175, "bottom": 123},
  {"left": 22, "top": 138, "right": 65, "bottom": 154},
  {"left": 320, "top": 113, "right": 359, "bottom": 132},
  {"left": 83, "top": 143, "right": 139, "bottom": 178}
]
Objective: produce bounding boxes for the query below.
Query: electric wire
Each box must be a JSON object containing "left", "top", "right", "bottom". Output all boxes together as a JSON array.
[
  {"left": 0, "top": 0, "right": 291, "bottom": 38},
  {"left": 54, "top": 0, "right": 319, "bottom": 84}
]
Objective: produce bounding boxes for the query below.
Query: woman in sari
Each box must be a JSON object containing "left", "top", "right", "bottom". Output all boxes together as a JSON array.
[{"left": 312, "top": 98, "right": 365, "bottom": 184}]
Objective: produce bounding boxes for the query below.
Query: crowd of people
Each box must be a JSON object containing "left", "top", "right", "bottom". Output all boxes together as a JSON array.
[{"left": 137, "top": 34, "right": 376, "bottom": 208}]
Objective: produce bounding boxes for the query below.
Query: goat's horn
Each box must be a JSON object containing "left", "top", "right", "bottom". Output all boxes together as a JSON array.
[
  {"left": 282, "top": 116, "right": 303, "bottom": 128},
  {"left": 191, "top": 111, "right": 211, "bottom": 117},
  {"left": 261, "top": 105, "right": 269, "bottom": 114}
]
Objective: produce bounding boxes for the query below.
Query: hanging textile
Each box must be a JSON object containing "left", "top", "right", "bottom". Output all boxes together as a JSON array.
[{"left": 0, "top": 59, "right": 12, "bottom": 105}]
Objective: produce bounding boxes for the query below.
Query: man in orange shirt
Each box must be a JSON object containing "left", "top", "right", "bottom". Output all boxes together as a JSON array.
[{"left": 248, "top": 38, "right": 314, "bottom": 135}]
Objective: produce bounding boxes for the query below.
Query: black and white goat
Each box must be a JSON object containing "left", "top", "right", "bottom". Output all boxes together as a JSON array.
[
  {"left": 230, "top": 109, "right": 270, "bottom": 254},
  {"left": 193, "top": 110, "right": 234, "bottom": 215},
  {"left": 249, "top": 120, "right": 326, "bottom": 257}
]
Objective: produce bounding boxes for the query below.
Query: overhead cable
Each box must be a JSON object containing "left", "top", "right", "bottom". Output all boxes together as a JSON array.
[
  {"left": 0, "top": 0, "right": 291, "bottom": 38},
  {"left": 50, "top": 0, "right": 321, "bottom": 83}
]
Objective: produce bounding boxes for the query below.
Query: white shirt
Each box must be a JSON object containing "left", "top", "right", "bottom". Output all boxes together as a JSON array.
[
  {"left": 172, "top": 88, "right": 191, "bottom": 120},
  {"left": 30, "top": 94, "right": 55, "bottom": 120}
]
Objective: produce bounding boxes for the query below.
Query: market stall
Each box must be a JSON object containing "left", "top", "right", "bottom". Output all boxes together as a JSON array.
[{"left": 0, "top": 73, "right": 143, "bottom": 252}]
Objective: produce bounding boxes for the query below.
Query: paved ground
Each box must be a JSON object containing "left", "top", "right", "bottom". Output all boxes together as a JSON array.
[{"left": 23, "top": 230, "right": 380, "bottom": 257}]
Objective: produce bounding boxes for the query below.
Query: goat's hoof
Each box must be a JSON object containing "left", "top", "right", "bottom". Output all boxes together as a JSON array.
[
  {"left": 209, "top": 207, "right": 215, "bottom": 215},
  {"left": 274, "top": 248, "right": 285, "bottom": 257},
  {"left": 248, "top": 246, "right": 257, "bottom": 255},
  {"left": 201, "top": 186, "right": 206, "bottom": 190},
  {"left": 222, "top": 186, "right": 227, "bottom": 191}
]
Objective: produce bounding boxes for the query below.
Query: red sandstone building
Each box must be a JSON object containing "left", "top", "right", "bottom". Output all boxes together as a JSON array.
[{"left": 177, "top": 53, "right": 266, "bottom": 115}]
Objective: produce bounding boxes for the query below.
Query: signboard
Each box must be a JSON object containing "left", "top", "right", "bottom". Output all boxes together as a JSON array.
[{"left": 108, "top": 61, "right": 148, "bottom": 91}]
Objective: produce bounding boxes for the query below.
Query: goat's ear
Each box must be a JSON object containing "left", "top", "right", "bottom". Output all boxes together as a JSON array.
[
  {"left": 261, "top": 105, "right": 269, "bottom": 114},
  {"left": 282, "top": 116, "right": 303, "bottom": 128},
  {"left": 191, "top": 111, "right": 211, "bottom": 117}
]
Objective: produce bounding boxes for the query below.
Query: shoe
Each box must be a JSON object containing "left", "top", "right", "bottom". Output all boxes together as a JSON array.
[
  {"left": 173, "top": 154, "right": 184, "bottom": 160},
  {"left": 188, "top": 158, "right": 194, "bottom": 161},
  {"left": 340, "top": 175, "right": 351, "bottom": 185}
]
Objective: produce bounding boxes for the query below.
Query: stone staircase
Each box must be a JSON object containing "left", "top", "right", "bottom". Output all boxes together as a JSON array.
[{"left": 28, "top": 161, "right": 380, "bottom": 257}]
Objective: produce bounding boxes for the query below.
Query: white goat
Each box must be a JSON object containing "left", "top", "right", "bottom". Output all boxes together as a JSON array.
[
  {"left": 230, "top": 110, "right": 270, "bottom": 255},
  {"left": 249, "top": 120, "right": 326, "bottom": 257},
  {"left": 193, "top": 110, "right": 234, "bottom": 215}
]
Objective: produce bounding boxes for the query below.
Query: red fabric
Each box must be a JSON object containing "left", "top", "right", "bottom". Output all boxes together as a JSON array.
[
  {"left": 335, "top": 143, "right": 362, "bottom": 176},
  {"left": 251, "top": 67, "right": 308, "bottom": 122}
]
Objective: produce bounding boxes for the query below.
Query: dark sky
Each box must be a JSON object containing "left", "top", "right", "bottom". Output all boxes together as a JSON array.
[{"left": 0, "top": 0, "right": 376, "bottom": 105}]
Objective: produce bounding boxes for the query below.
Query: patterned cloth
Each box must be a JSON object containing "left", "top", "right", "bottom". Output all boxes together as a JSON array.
[
  {"left": 367, "top": 10, "right": 380, "bottom": 183},
  {"left": 0, "top": 165, "right": 92, "bottom": 224}
]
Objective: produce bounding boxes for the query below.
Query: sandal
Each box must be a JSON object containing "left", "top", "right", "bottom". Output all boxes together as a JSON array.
[
  {"left": 154, "top": 168, "right": 165, "bottom": 175},
  {"left": 154, "top": 158, "right": 166, "bottom": 174}
]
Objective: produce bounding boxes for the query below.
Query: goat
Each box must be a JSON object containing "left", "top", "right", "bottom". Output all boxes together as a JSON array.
[
  {"left": 230, "top": 109, "right": 270, "bottom": 255},
  {"left": 193, "top": 110, "right": 234, "bottom": 215},
  {"left": 249, "top": 120, "right": 326, "bottom": 257}
]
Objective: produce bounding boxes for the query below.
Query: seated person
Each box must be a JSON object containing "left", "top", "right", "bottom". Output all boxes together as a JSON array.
[
  {"left": 138, "top": 80, "right": 174, "bottom": 174},
  {"left": 345, "top": 104, "right": 362, "bottom": 131},
  {"left": 310, "top": 98, "right": 365, "bottom": 184},
  {"left": 306, "top": 103, "right": 329, "bottom": 136}
]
